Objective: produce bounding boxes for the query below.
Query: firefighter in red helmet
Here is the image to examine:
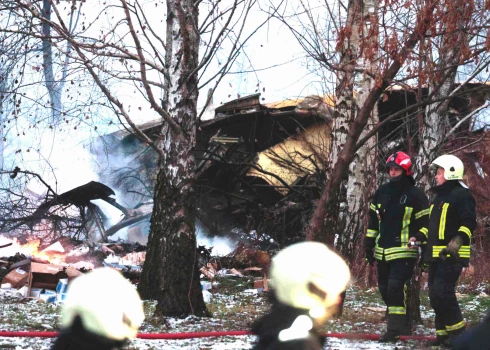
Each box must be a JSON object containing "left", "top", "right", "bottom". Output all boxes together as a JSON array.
[{"left": 364, "top": 151, "right": 429, "bottom": 342}]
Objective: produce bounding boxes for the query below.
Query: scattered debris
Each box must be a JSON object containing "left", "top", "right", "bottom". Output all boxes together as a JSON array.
[
  {"left": 0, "top": 237, "right": 148, "bottom": 301},
  {"left": 245, "top": 267, "right": 269, "bottom": 292},
  {"left": 0, "top": 260, "right": 82, "bottom": 303},
  {"left": 2, "top": 268, "right": 29, "bottom": 289},
  {"left": 200, "top": 263, "right": 218, "bottom": 279},
  {"left": 197, "top": 245, "right": 274, "bottom": 297}
]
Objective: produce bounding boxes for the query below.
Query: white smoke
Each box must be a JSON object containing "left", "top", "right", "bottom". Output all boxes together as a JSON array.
[{"left": 196, "top": 218, "right": 235, "bottom": 256}]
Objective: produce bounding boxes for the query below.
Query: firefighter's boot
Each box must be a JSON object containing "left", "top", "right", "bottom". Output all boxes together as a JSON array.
[
  {"left": 444, "top": 327, "right": 465, "bottom": 348},
  {"left": 379, "top": 314, "right": 404, "bottom": 343},
  {"left": 426, "top": 334, "right": 448, "bottom": 347},
  {"left": 379, "top": 330, "right": 400, "bottom": 342}
]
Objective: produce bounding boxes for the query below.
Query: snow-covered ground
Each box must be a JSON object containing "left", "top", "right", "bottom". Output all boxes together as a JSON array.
[{"left": 0, "top": 282, "right": 488, "bottom": 349}]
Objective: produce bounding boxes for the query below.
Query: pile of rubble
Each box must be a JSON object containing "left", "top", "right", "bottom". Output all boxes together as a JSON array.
[
  {"left": 0, "top": 234, "right": 275, "bottom": 304},
  {"left": 0, "top": 237, "right": 146, "bottom": 302},
  {"left": 199, "top": 245, "right": 273, "bottom": 299},
  {"left": 1, "top": 259, "right": 81, "bottom": 302}
]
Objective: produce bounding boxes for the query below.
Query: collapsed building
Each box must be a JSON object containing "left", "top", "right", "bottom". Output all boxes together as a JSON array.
[{"left": 90, "top": 83, "right": 490, "bottom": 246}]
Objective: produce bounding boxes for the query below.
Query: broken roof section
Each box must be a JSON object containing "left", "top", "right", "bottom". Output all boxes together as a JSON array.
[
  {"left": 109, "top": 93, "right": 333, "bottom": 152},
  {"left": 196, "top": 94, "right": 334, "bottom": 196},
  {"left": 104, "top": 93, "right": 334, "bottom": 197},
  {"left": 238, "top": 94, "right": 335, "bottom": 195}
]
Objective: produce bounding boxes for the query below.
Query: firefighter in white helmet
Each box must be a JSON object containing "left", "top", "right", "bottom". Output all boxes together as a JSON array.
[
  {"left": 410, "top": 154, "right": 476, "bottom": 347},
  {"left": 251, "top": 242, "right": 351, "bottom": 349},
  {"left": 52, "top": 268, "right": 145, "bottom": 350}
]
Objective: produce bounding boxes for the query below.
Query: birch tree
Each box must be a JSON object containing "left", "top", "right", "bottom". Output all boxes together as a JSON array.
[
  {"left": 267, "top": 0, "right": 380, "bottom": 257},
  {"left": 327, "top": 0, "right": 379, "bottom": 258},
  {"left": 0, "top": 66, "right": 7, "bottom": 170},
  {"left": 268, "top": 0, "right": 423, "bottom": 249}
]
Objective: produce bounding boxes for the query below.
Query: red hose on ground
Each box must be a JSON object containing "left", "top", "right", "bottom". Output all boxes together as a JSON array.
[
  {"left": 0, "top": 330, "right": 436, "bottom": 341},
  {"left": 0, "top": 332, "right": 58, "bottom": 338},
  {"left": 137, "top": 331, "right": 251, "bottom": 339}
]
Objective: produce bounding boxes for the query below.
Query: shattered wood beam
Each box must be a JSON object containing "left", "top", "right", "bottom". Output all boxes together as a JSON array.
[
  {"left": 101, "top": 197, "right": 130, "bottom": 216},
  {"left": 105, "top": 213, "right": 152, "bottom": 237}
]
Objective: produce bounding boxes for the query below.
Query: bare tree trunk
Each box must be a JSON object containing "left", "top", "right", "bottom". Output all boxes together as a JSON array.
[
  {"left": 138, "top": 0, "right": 207, "bottom": 317},
  {"left": 415, "top": 0, "right": 470, "bottom": 189},
  {"left": 311, "top": 0, "right": 380, "bottom": 247},
  {"left": 0, "top": 74, "right": 5, "bottom": 170},
  {"left": 161, "top": 0, "right": 174, "bottom": 113},
  {"left": 41, "top": 0, "right": 62, "bottom": 120},
  {"left": 336, "top": 0, "right": 379, "bottom": 259},
  {"left": 323, "top": 0, "right": 380, "bottom": 319},
  {"left": 327, "top": 0, "right": 360, "bottom": 250}
]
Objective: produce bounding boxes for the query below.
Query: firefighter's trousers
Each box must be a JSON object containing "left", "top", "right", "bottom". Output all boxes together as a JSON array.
[
  {"left": 428, "top": 261, "right": 465, "bottom": 337},
  {"left": 377, "top": 258, "right": 415, "bottom": 332}
]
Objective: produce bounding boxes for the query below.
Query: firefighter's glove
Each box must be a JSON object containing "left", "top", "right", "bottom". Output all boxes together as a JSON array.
[
  {"left": 364, "top": 237, "right": 376, "bottom": 266},
  {"left": 366, "top": 254, "right": 376, "bottom": 266},
  {"left": 439, "top": 236, "right": 463, "bottom": 261},
  {"left": 407, "top": 237, "right": 421, "bottom": 249}
]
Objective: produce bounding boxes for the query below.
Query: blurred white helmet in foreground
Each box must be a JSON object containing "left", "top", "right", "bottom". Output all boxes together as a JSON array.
[
  {"left": 270, "top": 242, "right": 350, "bottom": 314},
  {"left": 60, "top": 268, "right": 144, "bottom": 341}
]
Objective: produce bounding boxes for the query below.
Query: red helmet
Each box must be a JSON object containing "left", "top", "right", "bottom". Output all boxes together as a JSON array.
[{"left": 385, "top": 151, "right": 413, "bottom": 176}]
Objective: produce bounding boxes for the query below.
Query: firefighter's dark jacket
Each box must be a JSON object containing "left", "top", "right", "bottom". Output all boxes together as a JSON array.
[
  {"left": 51, "top": 316, "right": 125, "bottom": 350},
  {"left": 366, "top": 175, "right": 429, "bottom": 261},
  {"left": 252, "top": 295, "right": 324, "bottom": 350},
  {"left": 417, "top": 180, "right": 476, "bottom": 267}
]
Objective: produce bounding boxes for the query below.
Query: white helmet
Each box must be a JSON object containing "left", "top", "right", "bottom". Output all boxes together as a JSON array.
[
  {"left": 60, "top": 268, "right": 144, "bottom": 341},
  {"left": 270, "top": 242, "right": 350, "bottom": 314},
  {"left": 431, "top": 154, "right": 464, "bottom": 180}
]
